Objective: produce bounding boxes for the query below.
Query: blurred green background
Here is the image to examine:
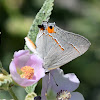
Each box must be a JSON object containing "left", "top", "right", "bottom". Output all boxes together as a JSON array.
[{"left": 0, "top": 0, "right": 100, "bottom": 100}]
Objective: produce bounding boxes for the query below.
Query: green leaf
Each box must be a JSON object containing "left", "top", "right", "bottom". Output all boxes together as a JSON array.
[
  {"left": 25, "top": 83, "right": 37, "bottom": 93},
  {"left": 25, "top": 0, "right": 54, "bottom": 50}
]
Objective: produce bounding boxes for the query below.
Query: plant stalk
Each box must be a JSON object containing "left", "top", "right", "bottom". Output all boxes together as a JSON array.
[{"left": 8, "top": 87, "right": 19, "bottom": 100}]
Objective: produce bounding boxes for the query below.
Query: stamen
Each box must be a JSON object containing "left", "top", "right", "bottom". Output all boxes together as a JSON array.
[
  {"left": 20, "top": 66, "right": 34, "bottom": 80},
  {"left": 56, "top": 90, "right": 71, "bottom": 100}
]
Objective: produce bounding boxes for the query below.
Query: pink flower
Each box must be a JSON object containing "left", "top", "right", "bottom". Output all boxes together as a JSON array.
[
  {"left": 9, "top": 50, "right": 45, "bottom": 87},
  {"left": 41, "top": 68, "right": 84, "bottom": 100}
]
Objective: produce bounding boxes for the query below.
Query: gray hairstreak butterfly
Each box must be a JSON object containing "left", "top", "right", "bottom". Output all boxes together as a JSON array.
[{"left": 25, "top": 21, "right": 91, "bottom": 72}]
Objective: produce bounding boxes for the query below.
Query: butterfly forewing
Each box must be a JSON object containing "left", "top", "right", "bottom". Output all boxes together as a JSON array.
[{"left": 36, "top": 23, "right": 91, "bottom": 72}]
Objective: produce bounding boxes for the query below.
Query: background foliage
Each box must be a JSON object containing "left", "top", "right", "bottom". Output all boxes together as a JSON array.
[{"left": 0, "top": 0, "right": 100, "bottom": 100}]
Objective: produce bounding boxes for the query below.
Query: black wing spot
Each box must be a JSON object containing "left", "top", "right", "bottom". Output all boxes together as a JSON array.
[
  {"left": 49, "top": 26, "right": 53, "bottom": 29},
  {"left": 38, "top": 24, "right": 45, "bottom": 30}
]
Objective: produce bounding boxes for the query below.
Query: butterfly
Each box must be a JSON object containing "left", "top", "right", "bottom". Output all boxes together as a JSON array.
[{"left": 25, "top": 21, "right": 91, "bottom": 72}]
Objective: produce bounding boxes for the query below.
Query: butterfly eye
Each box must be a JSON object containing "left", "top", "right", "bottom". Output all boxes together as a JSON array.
[{"left": 49, "top": 26, "right": 53, "bottom": 29}]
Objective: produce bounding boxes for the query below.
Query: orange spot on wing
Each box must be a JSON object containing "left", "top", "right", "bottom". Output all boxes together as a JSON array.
[
  {"left": 40, "top": 27, "right": 44, "bottom": 31},
  {"left": 61, "top": 48, "right": 64, "bottom": 51},
  {"left": 47, "top": 26, "right": 56, "bottom": 33},
  {"left": 58, "top": 44, "right": 64, "bottom": 51},
  {"left": 48, "top": 34, "right": 52, "bottom": 37},
  {"left": 48, "top": 35, "right": 64, "bottom": 51},
  {"left": 25, "top": 37, "right": 36, "bottom": 49},
  {"left": 70, "top": 44, "right": 80, "bottom": 53},
  {"left": 54, "top": 39, "right": 59, "bottom": 44}
]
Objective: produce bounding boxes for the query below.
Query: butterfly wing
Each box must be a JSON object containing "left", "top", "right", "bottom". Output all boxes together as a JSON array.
[
  {"left": 36, "top": 31, "right": 58, "bottom": 59},
  {"left": 36, "top": 26, "right": 91, "bottom": 72},
  {"left": 52, "top": 26, "right": 91, "bottom": 54}
]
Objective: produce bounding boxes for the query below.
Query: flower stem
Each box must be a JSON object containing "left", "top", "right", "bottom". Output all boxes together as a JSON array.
[{"left": 8, "top": 87, "right": 19, "bottom": 100}]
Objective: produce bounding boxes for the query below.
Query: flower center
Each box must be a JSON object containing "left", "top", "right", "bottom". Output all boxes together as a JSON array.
[
  {"left": 57, "top": 90, "right": 71, "bottom": 100},
  {"left": 20, "top": 66, "right": 34, "bottom": 80}
]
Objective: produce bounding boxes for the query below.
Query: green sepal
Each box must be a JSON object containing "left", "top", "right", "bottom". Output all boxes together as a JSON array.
[
  {"left": 25, "top": 92, "right": 37, "bottom": 100},
  {"left": 25, "top": 83, "right": 37, "bottom": 94}
]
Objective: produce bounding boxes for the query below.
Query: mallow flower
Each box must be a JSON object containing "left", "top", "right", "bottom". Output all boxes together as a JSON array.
[
  {"left": 41, "top": 68, "right": 84, "bottom": 100},
  {"left": 9, "top": 50, "right": 45, "bottom": 87}
]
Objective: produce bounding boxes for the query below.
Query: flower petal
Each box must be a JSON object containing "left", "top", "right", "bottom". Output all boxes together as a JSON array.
[
  {"left": 10, "top": 60, "right": 36, "bottom": 87},
  {"left": 14, "top": 50, "right": 29, "bottom": 58},
  {"left": 41, "top": 68, "right": 80, "bottom": 100},
  {"left": 50, "top": 68, "right": 80, "bottom": 92},
  {"left": 26, "top": 54, "right": 43, "bottom": 67},
  {"left": 70, "top": 92, "right": 84, "bottom": 100},
  {"left": 41, "top": 74, "right": 50, "bottom": 100},
  {"left": 14, "top": 50, "right": 30, "bottom": 68},
  {"left": 34, "top": 67, "right": 45, "bottom": 81}
]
